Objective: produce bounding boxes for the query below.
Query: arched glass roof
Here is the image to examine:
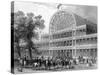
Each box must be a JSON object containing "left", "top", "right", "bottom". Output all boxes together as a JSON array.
[{"left": 49, "top": 10, "right": 76, "bottom": 33}]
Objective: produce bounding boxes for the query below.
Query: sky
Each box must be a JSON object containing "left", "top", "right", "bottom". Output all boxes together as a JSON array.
[{"left": 14, "top": 1, "right": 97, "bottom": 34}]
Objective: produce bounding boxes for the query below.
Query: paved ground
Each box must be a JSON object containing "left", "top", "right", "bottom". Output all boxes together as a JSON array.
[{"left": 14, "top": 64, "right": 97, "bottom": 74}]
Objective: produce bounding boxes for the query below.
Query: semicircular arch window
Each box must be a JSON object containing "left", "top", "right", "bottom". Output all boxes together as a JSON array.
[{"left": 50, "top": 11, "right": 75, "bottom": 32}]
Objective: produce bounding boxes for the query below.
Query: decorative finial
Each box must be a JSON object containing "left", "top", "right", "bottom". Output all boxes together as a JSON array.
[{"left": 57, "top": 4, "right": 62, "bottom": 9}]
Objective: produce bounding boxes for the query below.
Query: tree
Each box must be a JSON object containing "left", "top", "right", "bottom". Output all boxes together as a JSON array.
[{"left": 12, "top": 11, "right": 45, "bottom": 59}]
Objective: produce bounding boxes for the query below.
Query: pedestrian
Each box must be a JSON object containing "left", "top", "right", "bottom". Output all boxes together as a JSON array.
[
  {"left": 17, "top": 57, "right": 23, "bottom": 72},
  {"left": 23, "top": 55, "right": 27, "bottom": 68}
]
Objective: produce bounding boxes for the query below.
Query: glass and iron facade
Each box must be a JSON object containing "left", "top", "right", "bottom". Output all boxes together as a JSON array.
[{"left": 35, "top": 9, "right": 97, "bottom": 60}]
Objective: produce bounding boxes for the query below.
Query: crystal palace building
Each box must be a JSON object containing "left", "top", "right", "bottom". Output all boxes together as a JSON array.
[{"left": 35, "top": 9, "right": 97, "bottom": 60}]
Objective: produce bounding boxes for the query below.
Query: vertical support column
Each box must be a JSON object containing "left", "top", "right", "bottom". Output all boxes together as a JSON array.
[
  {"left": 74, "top": 26, "right": 77, "bottom": 59},
  {"left": 72, "top": 27, "right": 76, "bottom": 58}
]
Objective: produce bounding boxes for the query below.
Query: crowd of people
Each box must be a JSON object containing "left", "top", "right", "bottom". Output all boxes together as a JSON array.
[{"left": 17, "top": 56, "right": 97, "bottom": 72}]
